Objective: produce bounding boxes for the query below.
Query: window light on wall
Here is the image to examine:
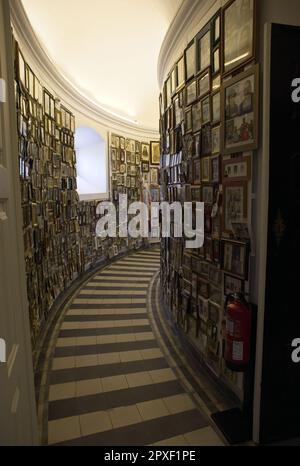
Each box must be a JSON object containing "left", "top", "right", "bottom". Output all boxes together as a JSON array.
[{"left": 75, "top": 126, "right": 107, "bottom": 200}]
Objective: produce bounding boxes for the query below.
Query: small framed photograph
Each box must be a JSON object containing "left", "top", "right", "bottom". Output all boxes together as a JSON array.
[
  {"left": 192, "top": 100, "right": 202, "bottom": 133},
  {"left": 223, "top": 0, "right": 256, "bottom": 75},
  {"left": 222, "top": 240, "right": 249, "bottom": 279},
  {"left": 193, "top": 159, "right": 201, "bottom": 185},
  {"left": 221, "top": 64, "right": 259, "bottom": 154},
  {"left": 186, "top": 80, "right": 197, "bottom": 106},
  {"left": 222, "top": 155, "right": 252, "bottom": 182},
  {"left": 150, "top": 141, "right": 160, "bottom": 165},
  {"left": 211, "top": 155, "right": 220, "bottom": 183},
  {"left": 223, "top": 181, "right": 248, "bottom": 233},
  {"left": 177, "top": 55, "right": 185, "bottom": 89},
  {"left": 212, "top": 91, "right": 221, "bottom": 124},
  {"left": 185, "top": 40, "right": 196, "bottom": 81},
  {"left": 201, "top": 97, "right": 211, "bottom": 126},
  {"left": 212, "top": 126, "right": 221, "bottom": 154},
  {"left": 202, "top": 185, "right": 214, "bottom": 204},
  {"left": 201, "top": 125, "right": 212, "bottom": 156},
  {"left": 141, "top": 143, "right": 150, "bottom": 161},
  {"left": 141, "top": 161, "right": 150, "bottom": 173},
  {"left": 197, "top": 27, "right": 211, "bottom": 73},
  {"left": 201, "top": 157, "right": 211, "bottom": 182},
  {"left": 184, "top": 107, "right": 193, "bottom": 134},
  {"left": 224, "top": 273, "right": 244, "bottom": 295},
  {"left": 198, "top": 70, "right": 211, "bottom": 99}
]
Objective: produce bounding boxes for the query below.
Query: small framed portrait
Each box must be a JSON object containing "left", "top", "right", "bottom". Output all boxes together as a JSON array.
[
  {"left": 211, "top": 155, "right": 220, "bottom": 184},
  {"left": 201, "top": 125, "right": 212, "bottom": 156},
  {"left": 141, "top": 161, "right": 150, "bottom": 173},
  {"left": 192, "top": 100, "right": 202, "bottom": 133},
  {"left": 223, "top": 181, "right": 248, "bottom": 233},
  {"left": 201, "top": 157, "right": 211, "bottom": 182},
  {"left": 193, "top": 159, "right": 201, "bottom": 185},
  {"left": 135, "top": 141, "right": 141, "bottom": 153},
  {"left": 177, "top": 55, "right": 185, "bottom": 90},
  {"left": 119, "top": 137, "right": 125, "bottom": 150},
  {"left": 150, "top": 167, "right": 159, "bottom": 184},
  {"left": 222, "top": 154, "right": 252, "bottom": 182},
  {"left": 212, "top": 91, "right": 221, "bottom": 124},
  {"left": 222, "top": 64, "right": 259, "bottom": 154},
  {"left": 224, "top": 273, "right": 244, "bottom": 295},
  {"left": 130, "top": 139, "right": 136, "bottom": 153},
  {"left": 223, "top": 0, "right": 256, "bottom": 75},
  {"left": 201, "top": 97, "right": 211, "bottom": 126},
  {"left": 130, "top": 152, "right": 136, "bottom": 164},
  {"left": 212, "top": 125, "right": 221, "bottom": 154},
  {"left": 222, "top": 240, "right": 249, "bottom": 279},
  {"left": 141, "top": 143, "right": 150, "bottom": 161},
  {"left": 184, "top": 107, "right": 193, "bottom": 134},
  {"left": 186, "top": 80, "right": 197, "bottom": 106},
  {"left": 125, "top": 138, "right": 131, "bottom": 151},
  {"left": 150, "top": 141, "right": 160, "bottom": 165},
  {"left": 197, "top": 26, "right": 211, "bottom": 73},
  {"left": 198, "top": 70, "right": 211, "bottom": 99},
  {"left": 185, "top": 40, "right": 196, "bottom": 81},
  {"left": 202, "top": 185, "right": 214, "bottom": 204},
  {"left": 119, "top": 163, "right": 126, "bottom": 174}
]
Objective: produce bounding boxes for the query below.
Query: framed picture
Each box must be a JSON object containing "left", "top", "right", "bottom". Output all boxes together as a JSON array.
[
  {"left": 212, "top": 47, "right": 220, "bottom": 75},
  {"left": 212, "top": 75, "right": 221, "bottom": 92},
  {"left": 221, "top": 64, "right": 259, "bottom": 154},
  {"left": 120, "top": 137, "right": 125, "bottom": 150},
  {"left": 223, "top": 0, "right": 256, "bottom": 75},
  {"left": 194, "top": 131, "right": 201, "bottom": 158},
  {"left": 231, "top": 221, "right": 251, "bottom": 241},
  {"left": 212, "top": 91, "right": 221, "bottom": 124},
  {"left": 222, "top": 155, "right": 252, "bottom": 182},
  {"left": 150, "top": 141, "right": 160, "bottom": 165},
  {"left": 150, "top": 167, "right": 159, "bottom": 184},
  {"left": 222, "top": 240, "right": 249, "bottom": 279},
  {"left": 212, "top": 239, "right": 221, "bottom": 264},
  {"left": 141, "top": 161, "right": 150, "bottom": 173},
  {"left": 193, "top": 159, "right": 201, "bottom": 185},
  {"left": 177, "top": 56, "right": 185, "bottom": 89},
  {"left": 141, "top": 143, "right": 150, "bottom": 161},
  {"left": 212, "top": 11, "right": 221, "bottom": 45},
  {"left": 211, "top": 155, "right": 220, "bottom": 183},
  {"left": 185, "top": 40, "right": 196, "bottom": 81},
  {"left": 202, "top": 185, "right": 214, "bottom": 204},
  {"left": 174, "top": 95, "right": 182, "bottom": 127},
  {"left": 165, "top": 76, "right": 171, "bottom": 108},
  {"left": 201, "top": 125, "right": 211, "bottom": 156},
  {"left": 186, "top": 80, "right": 197, "bottom": 106},
  {"left": 201, "top": 157, "right": 210, "bottom": 182},
  {"left": 197, "top": 26, "right": 211, "bottom": 73},
  {"left": 223, "top": 181, "right": 248, "bottom": 233},
  {"left": 224, "top": 273, "right": 245, "bottom": 295},
  {"left": 201, "top": 97, "right": 211, "bottom": 126},
  {"left": 198, "top": 70, "right": 211, "bottom": 99},
  {"left": 211, "top": 126, "right": 221, "bottom": 154},
  {"left": 184, "top": 107, "right": 193, "bottom": 134},
  {"left": 171, "top": 67, "right": 177, "bottom": 94},
  {"left": 192, "top": 101, "right": 202, "bottom": 133}
]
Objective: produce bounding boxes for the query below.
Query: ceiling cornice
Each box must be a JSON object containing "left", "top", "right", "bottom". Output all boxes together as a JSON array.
[
  {"left": 10, "top": 0, "right": 159, "bottom": 139},
  {"left": 157, "top": 0, "right": 220, "bottom": 90}
]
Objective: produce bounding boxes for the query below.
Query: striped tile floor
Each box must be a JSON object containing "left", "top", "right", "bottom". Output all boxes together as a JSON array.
[{"left": 45, "top": 249, "right": 225, "bottom": 446}]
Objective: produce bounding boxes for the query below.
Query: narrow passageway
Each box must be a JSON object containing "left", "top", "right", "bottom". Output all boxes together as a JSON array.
[{"left": 44, "top": 249, "right": 224, "bottom": 446}]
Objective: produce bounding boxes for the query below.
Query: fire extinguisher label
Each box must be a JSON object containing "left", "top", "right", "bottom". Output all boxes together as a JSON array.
[{"left": 232, "top": 341, "right": 244, "bottom": 361}]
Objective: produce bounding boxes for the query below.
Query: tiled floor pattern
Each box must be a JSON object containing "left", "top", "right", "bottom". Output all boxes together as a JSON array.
[{"left": 46, "top": 249, "right": 224, "bottom": 446}]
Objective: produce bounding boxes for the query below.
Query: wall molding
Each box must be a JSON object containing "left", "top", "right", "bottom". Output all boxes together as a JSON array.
[{"left": 10, "top": 0, "right": 159, "bottom": 139}]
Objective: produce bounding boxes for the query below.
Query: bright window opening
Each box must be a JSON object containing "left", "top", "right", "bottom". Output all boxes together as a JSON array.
[{"left": 75, "top": 126, "right": 108, "bottom": 200}]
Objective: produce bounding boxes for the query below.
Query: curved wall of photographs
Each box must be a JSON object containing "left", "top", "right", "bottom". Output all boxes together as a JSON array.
[{"left": 159, "top": 0, "right": 258, "bottom": 400}]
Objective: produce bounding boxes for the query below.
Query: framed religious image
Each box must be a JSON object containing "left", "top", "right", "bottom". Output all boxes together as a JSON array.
[
  {"left": 141, "top": 143, "right": 150, "bottom": 161},
  {"left": 177, "top": 55, "right": 185, "bottom": 90},
  {"left": 222, "top": 154, "right": 252, "bottom": 182},
  {"left": 222, "top": 65, "right": 259, "bottom": 154},
  {"left": 202, "top": 185, "right": 214, "bottom": 204},
  {"left": 185, "top": 40, "right": 196, "bottom": 81},
  {"left": 135, "top": 141, "right": 141, "bottom": 153},
  {"left": 212, "top": 125, "right": 221, "bottom": 154},
  {"left": 224, "top": 273, "right": 244, "bottom": 295},
  {"left": 202, "top": 125, "right": 211, "bottom": 156},
  {"left": 198, "top": 70, "right": 210, "bottom": 99},
  {"left": 150, "top": 167, "right": 159, "bottom": 184},
  {"left": 135, "top": 154, "right": 140, "bottom": 165},
  {"left": 212, "top": 91, "right": 221, "bottom": 124},
  {"left": 141, "top": 161, "right": 149, "bottom": 173},
  {"left": 150, "top": 141, "right": 160, "bottom": 165},
  {"left": 186, "top": 80, "right": 197, "bottom": 106},
  {"left": 184, "top": 107, "right": 193, "bottom": 134},
  {"left": 211, "top": 155, "right": 220, "bottom": 183},
  {"left": 192, "top": 101, "right": 202, "bottom": 133},
  {"left": 223, "top": 0, "right": 256, "bottom": 75},
  {"left": 222, "top": 240, "right": 249, "bottom": 279},
  {"left": 201, "top": 157, "right": 210, "bottom": 182},
  {"left": 193, "top": 159, "right": 201, "bottom": 185},
  {"left": 201, "top": 97, "right": 211, "bottom": 126},
  {"left": 197, "top": 26, "right": 211, "bottom": 73},
  {"left": 223, "top": 181, "right": 248, "bottom": 233},
  {"left": 212, "top": 47, "right": 220, "bottom": 75}
]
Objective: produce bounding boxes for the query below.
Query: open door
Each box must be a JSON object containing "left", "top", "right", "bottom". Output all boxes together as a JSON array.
[{"left": 0, "top": 0, "right": 38, "bottom": 445}]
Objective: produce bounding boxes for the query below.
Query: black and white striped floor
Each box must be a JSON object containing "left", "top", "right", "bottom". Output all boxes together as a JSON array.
[{"left": 45, "top": 249, "right": 225, "bottom": 446}]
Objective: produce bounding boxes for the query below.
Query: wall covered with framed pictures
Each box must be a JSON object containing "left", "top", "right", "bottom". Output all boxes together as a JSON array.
[{"left": 159, "top": 0, "right": 258, "bottom": 399}]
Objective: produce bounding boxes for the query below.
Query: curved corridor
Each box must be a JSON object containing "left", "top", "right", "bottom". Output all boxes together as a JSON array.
[{"left": 41, "top": 249, "right": 224, "bottom": 446}]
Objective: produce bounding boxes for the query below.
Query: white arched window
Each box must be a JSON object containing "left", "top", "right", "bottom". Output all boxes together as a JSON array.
[{"left": 75, "top": 126, "right": 108, "bottom": 200}]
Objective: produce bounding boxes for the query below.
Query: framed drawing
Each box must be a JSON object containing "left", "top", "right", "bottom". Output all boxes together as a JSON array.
[
  {"left": 211, "top": 125, "right": 221, "bottom": 154},
  {"left": 212, "top": 47, "right": 220, "bottom": 75},
  {"left": 171, "top": 67, "right": 177, "bottom": 94},
  {"left": 222, "top": 154, "right": 252, "bottom": 182},
  {"left": 212, "top": 91, "right": 221, "bottom": 124},
  {"left": 141, "top": 143, "right": 150, "bottom": 161},
  {"left": 150, "top": 167, "right": 159, "bottom": 184},
  {"left": 221, "top": 64, "right": 259, "bottom": 154},
  {"left": 141, "top": 161, "right": 150, "bottom": 173},
  {"left": 196, "top": 25, "right": 211, "bottom": 73},
  {"left": 192, "top": 100, "right": 202, "bottom": 133},
  {"left": 201, "top": 157, "right": 210, "bottom": 182},
  {"left": 177, "top": 55, "right": 185, "bottom": 90},
  {"left": 193, "top": 159, "right": 201, "bottom": 185},
  {"left": 184, "top": 107, "right": 193, "bottom": 134},
  {"left": 222, "top": 0, "right": 256, "bottom": 75},
  {"left": 194, "top": 131, "right": 201, "bottom": 157},
  {"left": 186, "top": 79, "right": 197, "bottom": 106},
  {"left": 202, "top": 185, "right": 214, "bottom": 204},
  {"left": 211, "top": 155, "right": 220, "bottom": 183},
  {"left": 198, "top": 69, "right": 211, "bottom": 99},
  {"left": 212, "top": 11, "right": 221, "bottom": 46},
  {"left": 150, "top": 141, "right": 160, "bottom": 165},
  {"left": 201, "top": 125, "right": 211, "bottom": 156},
  {"left": 185, "top": 40, "right": 196, "bottom": 81},
  {"left": 223, "top": 181, "right": 248, "bottom": 233},
  {"left": 222, "top": 240, "right": 249, "bottom": 279},
  {"left": 201, "top": 96, "right": 211, "bottom": 126}
]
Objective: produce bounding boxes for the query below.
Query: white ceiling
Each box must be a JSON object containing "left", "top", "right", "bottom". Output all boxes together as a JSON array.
[{"left": 21, "top": 0, "right": 183, "bottom": 130}]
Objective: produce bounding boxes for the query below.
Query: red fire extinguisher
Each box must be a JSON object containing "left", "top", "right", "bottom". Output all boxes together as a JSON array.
[{"left": 225, "top": 293, "right": 251, "bottom": 372}]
